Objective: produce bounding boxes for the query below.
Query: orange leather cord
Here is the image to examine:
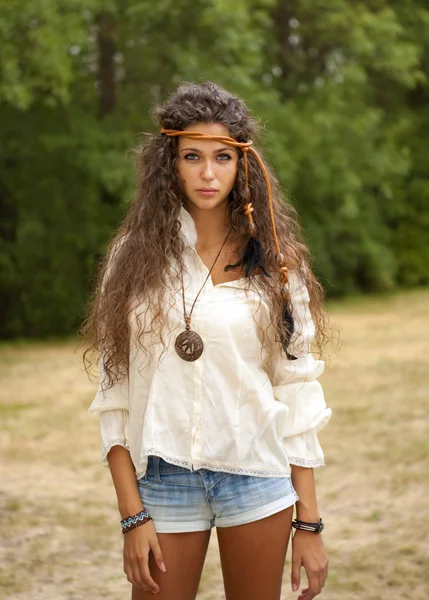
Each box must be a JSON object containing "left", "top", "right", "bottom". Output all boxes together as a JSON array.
[{"left": 160, "top": 128, "right": 288, "bottom": 287}]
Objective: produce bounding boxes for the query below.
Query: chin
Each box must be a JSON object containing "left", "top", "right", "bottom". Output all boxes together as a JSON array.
[{"left": 188, "top": 196, "right": 229, "bottom": 212}]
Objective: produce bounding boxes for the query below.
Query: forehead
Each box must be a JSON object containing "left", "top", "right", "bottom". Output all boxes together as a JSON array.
[{"left": 177, "top": 122, "right": 236, "bottom": 152}]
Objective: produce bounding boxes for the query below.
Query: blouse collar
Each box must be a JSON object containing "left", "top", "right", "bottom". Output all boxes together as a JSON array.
[
  {"left": 176, "top": 204, "right": 269, "bottom": 290},
  {"left": 178, "top": 205, "right": 198, "bottom": 248}
]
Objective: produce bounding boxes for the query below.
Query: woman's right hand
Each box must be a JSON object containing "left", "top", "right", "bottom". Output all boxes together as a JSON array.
[{"left": 123, "top": 520, "right": 167, "bottom": 594}]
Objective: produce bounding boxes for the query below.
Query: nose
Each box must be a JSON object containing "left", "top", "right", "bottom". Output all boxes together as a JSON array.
[{"left": 201, "top": 159, "right": 215, "bottom": 182}]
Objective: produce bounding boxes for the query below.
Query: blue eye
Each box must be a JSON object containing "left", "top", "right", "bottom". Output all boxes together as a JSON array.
[
  {"left": 217, "top": 153, "right": 232, "bottom": 161},
  {"left": 184, "top": 153, "right": 199, "bottom": 161}
]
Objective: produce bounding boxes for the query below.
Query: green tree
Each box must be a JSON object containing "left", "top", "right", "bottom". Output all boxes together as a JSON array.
[
  {"left": 257, "top": 0, "right": 427, "bottom": 293},
  {"left": 0, "top": 0, "right": 428, "bottom": 337}
]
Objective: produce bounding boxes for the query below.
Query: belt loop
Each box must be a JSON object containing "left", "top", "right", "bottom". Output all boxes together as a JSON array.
[{"left": 153, "top": 455, "right": 161, "bottom": 483}]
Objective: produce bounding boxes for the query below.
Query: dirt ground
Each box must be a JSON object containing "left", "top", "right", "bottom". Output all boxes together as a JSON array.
[{"left": 1, "top": 289, "right": 428, "bottom": 599}]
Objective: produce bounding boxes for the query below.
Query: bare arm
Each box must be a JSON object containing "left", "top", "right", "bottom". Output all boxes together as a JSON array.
[
  {"left": 290, "top": 465, "right": 320, "bottom": 521},
  {"left": 106, "top": 446, "right": 166, "bottom": 594},
  {"left": 290, "top": 466, "right": 328, "bottom": 600},
  {"left": 106, "top": 445, "right": 144, "bottom": 518}
]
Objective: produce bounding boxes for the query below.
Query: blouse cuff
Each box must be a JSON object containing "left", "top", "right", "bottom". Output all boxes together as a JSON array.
[
  {"left": 275, "top": 379, "right": 332, "bottom": 467},
  {"left": 273, "top": 377, "right": 331, "bottom": 436},
  {"left": 284, "top": 420, "right": 331, "bottom": 469},
  {"left": 99, "top": 409, "right": 129, "bottom": 466}
]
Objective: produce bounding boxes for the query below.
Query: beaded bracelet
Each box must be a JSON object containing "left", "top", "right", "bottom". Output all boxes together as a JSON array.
[{"left": 121, "top": 509, "right": 152, "bottom": 534}]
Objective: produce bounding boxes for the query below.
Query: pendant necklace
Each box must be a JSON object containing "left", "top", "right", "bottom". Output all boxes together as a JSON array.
[{"left": 175, "top": 226, "right": 234, "bottom": 362}]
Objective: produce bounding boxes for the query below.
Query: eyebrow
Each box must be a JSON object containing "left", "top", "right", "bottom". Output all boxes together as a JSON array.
[{"left": 179, "top": 147, "right": 237, "bottom": 154}]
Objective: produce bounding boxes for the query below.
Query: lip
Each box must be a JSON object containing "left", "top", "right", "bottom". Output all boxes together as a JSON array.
[{"left": 196, "top": 189, "right": 218, "bottom": 195}]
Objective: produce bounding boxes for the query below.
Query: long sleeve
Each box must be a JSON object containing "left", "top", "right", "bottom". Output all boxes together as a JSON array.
[
  {"left": 87, "top": 235, "right": 133, "bottom": 466},
  {"left": 88, "top": 235, "right": 130, "bottom": 416},
  {"left": 269, "top": 272, "right": 332, "bottom": 468},
  {"left": 99, "top": 409, "right": 129, "bottom": 466},
  {"left": 88, "top": 354, "right": 130, "bottom": 466},
  {"left": 88, "top": 354, "right": 130, "bottom": 467}
]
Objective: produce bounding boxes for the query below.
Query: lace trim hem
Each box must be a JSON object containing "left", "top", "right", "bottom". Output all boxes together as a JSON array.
[
  {"left": 288, "top": 456, "right": 325, "bottom": 468},
  {"left": 102, "top": 439, "right": 130, "bottom": 465},
  {"left": 141, "top": 448, "right": 293, "bottom": 478},
  {"left": 193, "top": 462, "right": 292, "bottom": 477}
]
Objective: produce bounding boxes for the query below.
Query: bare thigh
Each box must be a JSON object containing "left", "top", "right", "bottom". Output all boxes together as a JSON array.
[
  {"left": 217, "top": 506, "right": 294, "bottom": 600},
  {"left": 132, "top": 529, "right": 212, "bottom": 600}
]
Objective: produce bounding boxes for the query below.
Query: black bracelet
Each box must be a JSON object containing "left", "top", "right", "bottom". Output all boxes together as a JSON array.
[{"left": 292, "top": 518, "right": 324, "bottom": 534}]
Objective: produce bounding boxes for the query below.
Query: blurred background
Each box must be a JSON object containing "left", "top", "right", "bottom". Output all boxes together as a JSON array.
[
  {"left": 1, "top": 1, "right": 428, "bottom": 599},
  {"left": 1, "top": 0, "right": 429, "bottom": 337}
]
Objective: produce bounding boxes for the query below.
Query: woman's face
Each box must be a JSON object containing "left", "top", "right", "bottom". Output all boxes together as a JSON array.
[{"left": 176, "top": 122, "right": 239, "bottom": 212}]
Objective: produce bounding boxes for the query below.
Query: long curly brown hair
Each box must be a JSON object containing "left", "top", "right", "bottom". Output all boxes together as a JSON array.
[{"left": 81, "top": 81, "right": 330, "bottom": 389}]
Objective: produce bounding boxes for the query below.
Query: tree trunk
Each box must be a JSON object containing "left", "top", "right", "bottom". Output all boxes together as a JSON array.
[
  {"left": 97, "top": 11, "right": 116, "bottom": 118},
  {"left": 0, "top": 181, "right": 18, "bottom": 337}
]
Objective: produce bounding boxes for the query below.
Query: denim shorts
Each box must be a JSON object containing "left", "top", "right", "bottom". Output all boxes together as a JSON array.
[{"left": 137, "top": 455, "right": 299, "bottom": 533}]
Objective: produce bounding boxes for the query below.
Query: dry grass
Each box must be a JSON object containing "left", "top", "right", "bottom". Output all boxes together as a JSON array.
[{"left": 1, "top": 289, "right": 428, "bottom": 599}]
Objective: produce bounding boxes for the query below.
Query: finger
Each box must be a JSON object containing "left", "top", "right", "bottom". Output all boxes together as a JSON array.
[
  {"left": 124, "top": 553, "right": 141, "bottom": 589},
  {"left": 300, "top": 588, "right": 319, "bottom": 600},
  {"left": 291, "top": 556, "right": 301, "bottom": 592},
  {"left": 126, "top": 563, "right": 139, "bottom": 589},
  {"left": 140, "top": 560, "right": 160, "bottom": 593},
  {"left": 319, "top": 560, "right": 328, "bottom": 590},
  {"left": 135, "top": 562, "right": 150, "bottom": 590},
  {"left": 316, "top": 566, "right": 323, "bottom": 591},
  {"left": 150, "top": 538, "right": 167, "bottom": 573},
  {"left": 307, "top": 572, "right": 321, "bottom": 600},
  {"left": 130, "top": 560, "right": 151, "bottom": 592},
  {"left": 320, "top": 565, "right": 327, "bottom": 590}
]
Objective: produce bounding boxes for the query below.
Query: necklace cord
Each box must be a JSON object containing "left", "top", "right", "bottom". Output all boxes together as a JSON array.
[{"left": 180, "top": 225, "right": 233, "bottom": 328}]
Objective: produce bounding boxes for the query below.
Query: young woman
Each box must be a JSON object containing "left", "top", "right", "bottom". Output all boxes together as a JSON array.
[{"left": 84, "top": 81, "right": 332, "bottom": 600}]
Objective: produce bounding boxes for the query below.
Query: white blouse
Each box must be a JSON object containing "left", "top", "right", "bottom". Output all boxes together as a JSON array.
[{"left": 88, "top": 206, "right": 332, "bottom": 480}]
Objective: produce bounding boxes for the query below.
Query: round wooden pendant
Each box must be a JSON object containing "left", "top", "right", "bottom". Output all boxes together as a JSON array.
[{"left": 175, "top": 330, "right": 204, "bottom": 361}]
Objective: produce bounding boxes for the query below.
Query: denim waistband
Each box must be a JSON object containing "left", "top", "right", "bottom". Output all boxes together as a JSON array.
[{"left": 147, "top": 454, "right": 191, "bottom": 477}]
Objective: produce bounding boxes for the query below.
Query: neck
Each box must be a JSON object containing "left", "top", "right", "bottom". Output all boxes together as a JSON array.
[{"left": 184, "top": 202, "right": 232, "bottom": 250}]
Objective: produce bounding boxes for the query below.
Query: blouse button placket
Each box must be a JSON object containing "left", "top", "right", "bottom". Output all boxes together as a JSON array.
[{"left": 188, "top": 251, "right": 211, "bottom": 470}]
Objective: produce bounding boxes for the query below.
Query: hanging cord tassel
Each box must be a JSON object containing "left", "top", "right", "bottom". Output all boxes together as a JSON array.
[
  {"left": 224, "top": 146, "right": 270, "bottom": 278},
  {"left": 160, "top": 128, "right": 295, "bottom": 353}
]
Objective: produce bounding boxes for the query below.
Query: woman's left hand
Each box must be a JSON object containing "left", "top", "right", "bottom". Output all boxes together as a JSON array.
[{"left": 291, "top": 530, "right": 329, "bottom": 599}]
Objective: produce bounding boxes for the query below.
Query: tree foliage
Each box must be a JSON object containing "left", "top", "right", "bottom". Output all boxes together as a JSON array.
[{"left": 0, "top": 0, "right": 428, "bottom": 336}]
